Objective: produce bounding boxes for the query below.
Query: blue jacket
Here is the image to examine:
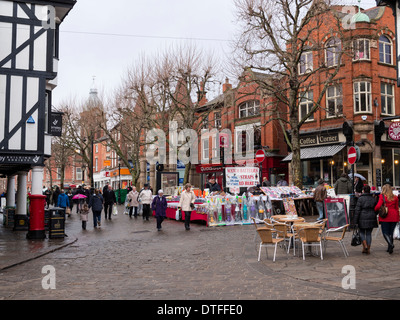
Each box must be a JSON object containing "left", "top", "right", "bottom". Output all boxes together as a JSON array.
[
  {"left": 57, "top": 193, "right": 70, "bottom": 208},
  {"left": 89, "top": 194, "right": 103, "bottom": 212}
]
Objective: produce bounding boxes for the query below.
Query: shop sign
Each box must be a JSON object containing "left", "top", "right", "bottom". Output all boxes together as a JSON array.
[
  {"left": 0, "top": 154, "right": 43, "bottom": 165},
  {"left": 388, "top": 122, "right": 400, "bottom": 141},
  {"left": 196, "top": 164, "right": 223, "bottom": 173},
  {"left": 300, "top": 133, "right": 339, "bottom": 146},
  {"left": 225, "top": 167, "right": 259, "bottom": 188}
]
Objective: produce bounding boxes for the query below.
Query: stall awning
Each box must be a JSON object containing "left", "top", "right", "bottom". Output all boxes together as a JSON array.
[{"left": 282, "top": 144, "right": 346, "bottom": 162}]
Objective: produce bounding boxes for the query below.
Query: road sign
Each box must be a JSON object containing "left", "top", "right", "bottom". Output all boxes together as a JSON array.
[
  {"left": 348, "top": 146, "right": 357, "bottom": 165},
  {"left": 255, "top": 149, "right": 266, "bottom": 163}
]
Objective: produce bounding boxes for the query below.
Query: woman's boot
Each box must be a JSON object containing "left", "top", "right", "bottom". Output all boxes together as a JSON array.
[
  {"left": 362, "top": 240, "right": 368, "bottom": 254},
  {"left": 383, "top": 234, "right": 394, "bottom": 254},
  {"left": 366, "top": 245, "right": 371, "bottom": 255}
]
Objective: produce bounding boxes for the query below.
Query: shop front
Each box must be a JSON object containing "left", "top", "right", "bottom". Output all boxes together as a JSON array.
[{"left": 380, "top": 123, "right": 400, "bottom": 187}]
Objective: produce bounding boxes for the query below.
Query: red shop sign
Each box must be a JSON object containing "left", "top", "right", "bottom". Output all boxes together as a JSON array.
[
  {"left": 388, "top": 122, "right": 400, "bottom": 141},
  {"left": 196, "top": 164, "right": 223, "bottom": 173}
]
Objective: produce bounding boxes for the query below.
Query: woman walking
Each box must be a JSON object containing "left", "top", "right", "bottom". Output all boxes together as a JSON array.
[
  {"left": 375, "top": 184, "right": 400, "bottom": 254},
  {"left": 354, "top": 185, "right": 378, "bottom": 254},
  {"left": 88, "top": 189, "right": 104, "bottom": 228},
  {"left": 152, "top": 190, "right": 167, "bottom": 231},
  {"left": 178, "top": 184, "right": 196, "bottom": 231},
  {"left": 127, "top": 186, "right": 139, "bottom": 218}
]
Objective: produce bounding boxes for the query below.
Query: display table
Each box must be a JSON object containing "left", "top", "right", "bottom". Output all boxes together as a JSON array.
[{"left": 152, "top": 201, "right": 208, "bottom": 226}]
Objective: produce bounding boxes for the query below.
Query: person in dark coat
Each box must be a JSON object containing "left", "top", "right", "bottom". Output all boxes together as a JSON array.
[
  {"left": 152, "top": 189, "right": 167, "bottom": 231},
  {"left": 88, "top": 189, "right": 104, "bottom": 228},
  {"left": 103, "top": 185, "right": 116, "bottom": 220},
  {"left": 334, "top": 173, "right": 352, "bottom": 195},
  {"left": 52, "top": 186, "right": 60, "bottom": 206},
  {"left": 353, "top": 185, "right": 378, "bottom": 254}
]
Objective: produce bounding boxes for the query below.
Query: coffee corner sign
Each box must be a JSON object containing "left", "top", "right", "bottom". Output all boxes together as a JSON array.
[{"left": 388, "top": 122, "right": 400, "bottom": 141}]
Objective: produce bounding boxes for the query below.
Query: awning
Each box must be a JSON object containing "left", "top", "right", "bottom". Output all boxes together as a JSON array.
[{"left": 282, "top": 144, "right": 346, "bottom": 162}]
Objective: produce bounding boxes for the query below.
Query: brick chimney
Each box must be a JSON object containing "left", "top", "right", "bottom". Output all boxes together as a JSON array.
[
  {"left": 223, "top": 77, "right": 232, "bottom": 92},
  {"left": 197, "top": 81, "right": 208, "bottom": 106}
]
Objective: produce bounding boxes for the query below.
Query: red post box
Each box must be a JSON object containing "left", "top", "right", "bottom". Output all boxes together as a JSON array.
[{"left": 27, "top": 194, "right": 46, "bottom": 239}]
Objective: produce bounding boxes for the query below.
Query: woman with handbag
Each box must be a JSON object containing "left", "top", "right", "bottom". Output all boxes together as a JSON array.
[
  {"left": 178, "top": 183, "right": 196, "bottom": 230},
  {"left": 354, "top": 185, "right": 378, "bottom": 254},
  {"left": 375, "top": 184, "right": 399, "bottom": 254}
]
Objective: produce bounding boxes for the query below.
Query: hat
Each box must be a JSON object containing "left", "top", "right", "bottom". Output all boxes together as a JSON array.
[
  {"left": 144, "top": 183, "right": 149, "bottom": 187},
  {"left": 158, "top": 189, "right": 164, "bottom": 194}
]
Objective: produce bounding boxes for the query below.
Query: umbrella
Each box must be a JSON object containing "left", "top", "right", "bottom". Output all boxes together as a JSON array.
[
  {"left": 72, "top": 194, "right": 87, "bottom": 200},
  {"left": 348, "top": 173, "right": 366, "bottom": 180}
]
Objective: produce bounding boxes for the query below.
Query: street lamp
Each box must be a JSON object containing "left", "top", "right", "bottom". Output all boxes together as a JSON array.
[{"left": 330, "top": 160, "right": 335, "bottom": 186}]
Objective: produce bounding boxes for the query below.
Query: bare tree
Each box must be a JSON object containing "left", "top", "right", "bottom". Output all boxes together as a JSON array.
[{"left": 233, "top": 0, "right": 350, "bottom": 188}]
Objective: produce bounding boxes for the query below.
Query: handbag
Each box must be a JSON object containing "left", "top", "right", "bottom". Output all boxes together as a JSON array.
[
  {"left": 378, "top": 195, "right": 388, "bottom": 219},
  {"left": 351, "top": 227, "right": 362, "bottom": 246}
]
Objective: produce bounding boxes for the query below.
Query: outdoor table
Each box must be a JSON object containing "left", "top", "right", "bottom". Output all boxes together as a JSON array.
[{"left": 279, "top": 216, "right": 305, "bottom": 224}]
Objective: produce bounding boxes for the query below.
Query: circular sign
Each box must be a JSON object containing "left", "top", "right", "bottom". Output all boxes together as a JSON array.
[
  {"left": 348, "top": 146, "right": 357, "bottom": 165},
  {"left": 388, "top": 122, "right": 400, "bottom": 141},
  {"left": 255, "top": 149, "right": 266, "bottom": 163}
]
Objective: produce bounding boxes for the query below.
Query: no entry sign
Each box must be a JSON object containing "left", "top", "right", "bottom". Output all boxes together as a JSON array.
[
  {"left": 348, "top": 146, "right": 357, "bottom": 165},
  {"left": 255, "top": 149, "right": 266, "bottom": 163}
]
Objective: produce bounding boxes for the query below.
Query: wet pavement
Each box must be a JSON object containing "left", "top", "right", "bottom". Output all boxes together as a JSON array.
[{"left": 0, "top": 206, "right": 400, "bottom": 300}]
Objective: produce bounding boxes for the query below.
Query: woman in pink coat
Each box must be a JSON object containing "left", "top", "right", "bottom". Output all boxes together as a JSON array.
[{"left": 375, "top": 184, "right": 400, "bottom": 254}]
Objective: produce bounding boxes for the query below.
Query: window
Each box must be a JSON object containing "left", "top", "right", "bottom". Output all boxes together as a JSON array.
[
  {"left": 381, "top": 82, "right": 394, "bottom": 115},
  {"left": 202, "top": 138, "right": 209, "bottom": 161},
  {"left": 353, "top": 39, "right": 370, "bottom": 61},
  {"left": 201, "top": 116, "right": 209, "bottom": 129},
  {"left": 326, "top": 85, "right": 343, "bottom": 118},
  {"left": 325, "top": 37, "right": 342, "bottom": 67},
  {"left": 354, "top": 81, "right": 371, "bottom": 113},
  {"left": 95, "top": 158, "right": 98, "bottom": 172},
  {"left": 239, "top": 100, "right": 260, "bottom": 118},
  {"left": 214, "top": 112, "right": 221, "bottom": 128},
  {"left": 95, "top": 144, "right": 98, "bottom": 153},
  {"left": 76, "top": 167, "right": 82, "bottom": 181},
  {"left": 379, "top": 35, "right": 392, "bottom": 64},
  {"left": 299, "top": 51, "right": 313, "bottom": 74},
  {"left": 299, "top": 91, "right": 314, "bottom": 121},
  {"left": 56, "top": 168, "right": 61, "bottom": 180},
  {"left": 235, "top": 123, "right": 260, "bottom": 156}
]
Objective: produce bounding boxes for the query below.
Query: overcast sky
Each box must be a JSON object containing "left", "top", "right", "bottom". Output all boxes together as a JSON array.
[{"left": 52, "top": 0, "right": 381, "bottom": 108}]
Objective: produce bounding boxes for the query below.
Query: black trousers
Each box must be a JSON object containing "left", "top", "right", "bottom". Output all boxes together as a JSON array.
[
  {"left": 129, "top": 206, "right": 138, "bottom": 217},
  {"left": 156, "top": 216, "right": 164, "bottom": 229},
  {"left": 104, "top": 203, "right": 113, "bottom": 219},
  {"left": 184, "top": 211, "right": 191, "bottom": 229},
  {"left": 142, "top": 204, "right": 150, "bottom": 220}
]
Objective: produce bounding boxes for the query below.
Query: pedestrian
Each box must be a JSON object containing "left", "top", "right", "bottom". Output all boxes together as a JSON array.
[
  {"left": 207, "top": 178, "right": 221, "bottom": 193},
  {"left": 103, "top": 185, "right": 117, "bottom": 220},
  {"left": 277, "top": 175, "right": 288, "bottom": 186},
  {"left": 178, "top": 183, "right": 196, "bottom": 231},
  {"left": 314, "top": 179, "right": 327, "bottom": 220},
  {"left": 353, "top": 185, "right": 378, "bottom": 255},
  {"left": 44, "top": 187, "right": 52, "bottom": 209},
  {"left": 375, "top": 184, "right": 400, "bottom": 254},
  {"left": 354, "top": 176, "right": 364, "bottom": 195},
  {"left": 80, "top": 203, "right": 89, "bottom": 230},
  {"left": 127, "top": 186, "right": 139, "bottom": 218},
  {"left": 57, "top": 189, "right": 70, "bottom": 214},
  {"left": 262, "top": 177, "right": 271, "bottom": 187},
  {"left": 52, "top": 186, "right": 61, "bottom": 206},
  {"left": 152, "top": 189, "right": 167, "bottom": 231},
  {"left": 88, "top": 189, "right": 103, "bottom": 228},
  {"left": 334, "top": 173, "right": 352, "bottom": 195},
  {"left": 74, "top": 185, "right": 85, "bottom": 213},
  {"left": 138, "top": 184, "right": 153, "bottom": 221}
]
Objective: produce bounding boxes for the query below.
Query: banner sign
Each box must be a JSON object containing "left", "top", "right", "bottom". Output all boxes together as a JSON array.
[
  {"left": 225, "top": 167, "right": 259, "bottom": 188},
  {"left": 50, "top": 112, "right": 63, "bottom": 137}
]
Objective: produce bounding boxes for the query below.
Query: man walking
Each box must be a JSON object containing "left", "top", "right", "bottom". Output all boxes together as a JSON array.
[
  {"left": 139, "top": 184, "right": 153, "bottom": 221},
  {"left": 103, "top": 185, "right": 116, "bottom": 220}
]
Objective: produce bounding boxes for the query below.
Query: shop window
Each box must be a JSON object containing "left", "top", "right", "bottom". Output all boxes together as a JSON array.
[
  {"left": 299, "top": 51, "right": 313, "bottom": 74},
  {"left": 325, "top": 37, "right": 342, "bottom": 67},
  {"left": 353, "top": 39, "right": 370, "bottom": 61},
  {"left": 239, "top": 100, "right": 260, "bottom": 118},
  {"left": 354, "top": 81, "right": 371, "bottom": 113},
  {"left": 381, "top": 83, "right": 394, "bottom": 115},
  {"left": 299, "top": 91, "right": 314, "bottom": 121},
  {"left": 394, "top": 149, "right": 400, "bottom": 187},
  {"left": 379, "top": 35, "right": 392, "bottom": 65},
  {"left": 326, "top": 84, "right": 343, "bottom": 118}
]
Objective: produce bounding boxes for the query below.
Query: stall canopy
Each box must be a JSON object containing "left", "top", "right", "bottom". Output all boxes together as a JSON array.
[{"left": 282, "top": 144, "right": 345, "bottom": 162}]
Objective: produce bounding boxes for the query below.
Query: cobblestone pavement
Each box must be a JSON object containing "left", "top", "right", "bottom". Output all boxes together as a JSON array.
[{"left": 1, "top": 206, "right": 400, "bottom": 301}]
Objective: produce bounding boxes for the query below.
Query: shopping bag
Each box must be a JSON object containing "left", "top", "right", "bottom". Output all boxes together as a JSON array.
[
  {"left": 394, "top": 223, "right": 400, "bottom": 240},
  {"left": 175, "top": 209, "right": 180, "bottom": 221},
  {"left": 351, "top": 227, "right": 362, "bottom": 246},
  {"left": 112, "top": 204, "right": 118, "bottom": 216},
  {"left": 65, "top": 207, "right": 71, "bottom": 215}
]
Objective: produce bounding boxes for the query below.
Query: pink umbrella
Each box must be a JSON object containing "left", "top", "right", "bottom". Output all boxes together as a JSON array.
[{"left": 72, "top": 194, "right": 87, "bottom": 200}]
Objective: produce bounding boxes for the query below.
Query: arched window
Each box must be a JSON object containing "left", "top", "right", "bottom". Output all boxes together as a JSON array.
[
  {"left": 238, "top": 100, "right": 260, "bottom": 118},
  {"left": 379, "top": 35, "right": 392, "bottom": 64},
  {"left": 325, "top": 37, "right": 342, "bottom": 67}
]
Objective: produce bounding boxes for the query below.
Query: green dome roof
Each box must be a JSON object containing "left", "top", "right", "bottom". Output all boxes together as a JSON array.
[{"left": 351, "top": 11, "right": 371, "bottom": 23}]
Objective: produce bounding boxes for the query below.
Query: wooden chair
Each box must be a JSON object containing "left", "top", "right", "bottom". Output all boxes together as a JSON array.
[
  {"left": 297, "top": 226, "right": 324, "bottom": 260},
  {"left": 256, "top": 228, "right": 285, "bottom": 262},
  {"left": 323, "top": 224, "right": 349, "bottom": 258}
]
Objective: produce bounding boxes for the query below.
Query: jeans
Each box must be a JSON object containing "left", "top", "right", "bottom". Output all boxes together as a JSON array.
[
  {"left": 184, "top": 211, "right": 191, "bottom": 229},
  {"left": 316, "top": 201, "right": 324, "bottom": 220},
  {"left": 359, "top": 228, "right": 373, "bottom": 246},
  {"left": 93, "top": 210, "right": 101, "bottom": 227}
]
